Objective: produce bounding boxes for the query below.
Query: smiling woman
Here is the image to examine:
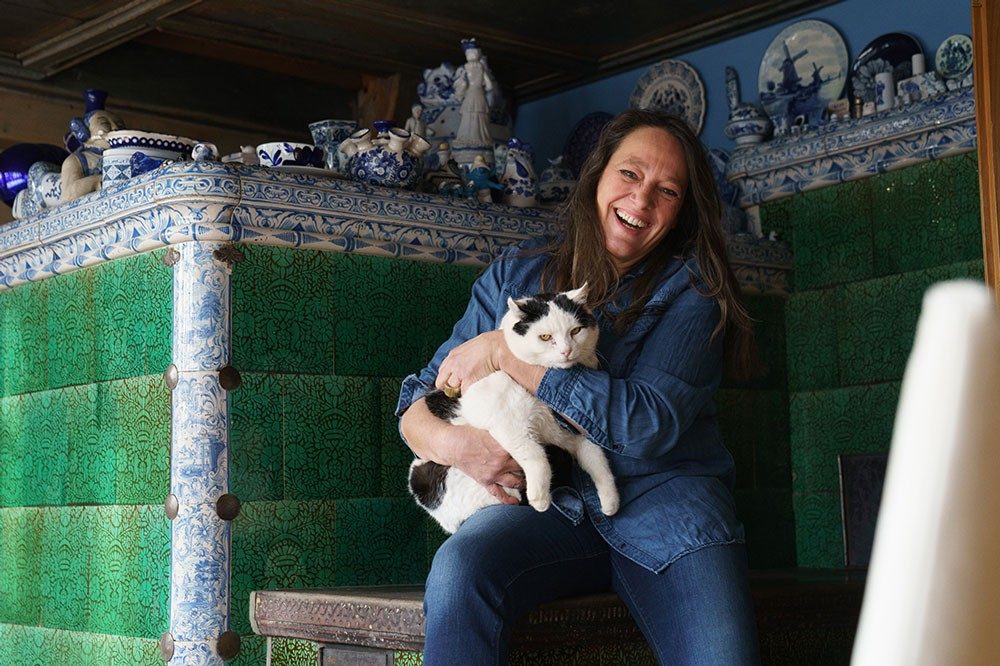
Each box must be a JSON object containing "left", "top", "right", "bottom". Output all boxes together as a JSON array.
[{"left": 397, "top": 108, "right": 762, "bottom": 664}]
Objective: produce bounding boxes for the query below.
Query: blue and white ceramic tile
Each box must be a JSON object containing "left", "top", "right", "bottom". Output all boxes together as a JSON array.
[
  {"left": 171, "top": 372, "right": 228, "bottom": 502},
  {"left": 169, "top": 642, "right": 224, "bottom": 666},
  {"left": 170, "top": 501, "right": 230, "bottom": 640},
  {"left": 173, "top": 242, "right": 231, "bottom": 372}
]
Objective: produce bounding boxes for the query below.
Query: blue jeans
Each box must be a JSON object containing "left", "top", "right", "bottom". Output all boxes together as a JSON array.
[{"left": 423, "top": 504, "right": 760, "bottom": 666}]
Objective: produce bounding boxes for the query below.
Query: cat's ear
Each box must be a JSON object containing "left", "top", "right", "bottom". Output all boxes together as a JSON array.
[
  {"left": 564, "top": 282, "right": 588, "bottom": 304},
  {"left": 507, "top": 296, "right": 524, "bottom": 313}
]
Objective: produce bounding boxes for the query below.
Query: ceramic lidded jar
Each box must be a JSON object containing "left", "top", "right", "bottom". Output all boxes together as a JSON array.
[
  {"left": 344, "top": 124, "right": 424, "bottom": 189},
  {"left": 723, "top": 66, "right": 772, "bottom": 146}
]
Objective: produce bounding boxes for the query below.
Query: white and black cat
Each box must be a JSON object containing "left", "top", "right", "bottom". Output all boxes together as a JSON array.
[{"left": 408, "top": 285, "right": 620, "bottom": 534}]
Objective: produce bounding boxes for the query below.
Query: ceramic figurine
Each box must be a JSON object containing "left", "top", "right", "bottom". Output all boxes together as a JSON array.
[
  {"left": 60, "top": 97, "right": 123, "bottom": 201},
  {"left": 500, "top": 138, "right": 537, "bottom": 207},
  {"left": 452, "top": 38, "right": 497, "bottom": 167},
  {"left": 723, "top": 67, "right": 771, "bottom": 146},
  {"left": 465, "top": 155, "right": 503, "bottom": 203},
  {"left": 309, "top": 119, "right": 358, "bottom": 173},
  {"left": 404, "top": 103, "right": 433, "bottom": 140},
  {"left": 537, "top": 156, "right": 575, "bottom": 205}
]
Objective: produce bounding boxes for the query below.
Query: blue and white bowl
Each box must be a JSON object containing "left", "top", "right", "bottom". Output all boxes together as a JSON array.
[
  {"left": 103, "top": 130, "right": 197, "bottom": 185},
  {"left": 256, "top": 142, "right": 324, "bottom": 168}
]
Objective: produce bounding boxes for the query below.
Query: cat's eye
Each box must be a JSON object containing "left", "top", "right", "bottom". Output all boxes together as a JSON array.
[
  {"left": 538, "top": 333, "right": 552, "bottom": 341},
  {"left": 570, "top": 327, "right": 583, "bottom": 336}
]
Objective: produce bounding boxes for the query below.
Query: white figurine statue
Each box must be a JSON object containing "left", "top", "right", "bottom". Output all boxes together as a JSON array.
[
  {"left": 452, "top": 38, "right": 495, "bottom": 150},
  {"left": 59, "top": 110, "right": 121, "bottom": 202},
  {"left": 404, "top": 102, "right": 433, "bottom": 139}
]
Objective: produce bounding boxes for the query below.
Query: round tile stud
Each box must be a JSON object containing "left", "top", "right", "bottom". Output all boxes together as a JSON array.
[
  {"left": 218, "top": 365, "right": 242, "bottom": 391},
  {"left": 164, "top": 494, "right": 179, "bottom": 520},
  {"left": 162, "top": 248, "right": 180, "bottom": 267},
  {"left": 163, "top": 364, "right": 178, "bottom": 390},
  {"left": 216, "top": 493, "right": 241, "bottom": 521},
  {"left": 217, "top": 630, "right": 241, "bottom": 660},
  {"left": 159, "top": 632, "right": 175, "bottom": 662}
]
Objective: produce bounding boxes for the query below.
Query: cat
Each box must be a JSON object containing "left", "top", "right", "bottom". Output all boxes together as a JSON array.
[{"left": 408, "top": 284, "right": 620, "bottom": 534}]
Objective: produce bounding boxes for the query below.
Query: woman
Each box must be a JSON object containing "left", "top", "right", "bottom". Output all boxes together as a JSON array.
[{"left": 396, "top": 109, "right": 760, "bottom": 665}]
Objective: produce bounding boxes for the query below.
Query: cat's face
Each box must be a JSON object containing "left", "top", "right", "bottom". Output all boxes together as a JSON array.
[{"left": 501, "top": 284, "right": 598, "bottom": 369}]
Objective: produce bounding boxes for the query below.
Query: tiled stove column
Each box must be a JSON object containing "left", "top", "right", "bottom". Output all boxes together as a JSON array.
[{"left": 162, "top": 241, "right": 243, "bottom": 665}]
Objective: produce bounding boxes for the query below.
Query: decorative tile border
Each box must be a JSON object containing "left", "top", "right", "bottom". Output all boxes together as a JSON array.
[
  {"left": 726, "top": 87, "right": 977, "bottom": 207},
  {"left": 0, "top": 162, "right": 559, "bottom": 290}
]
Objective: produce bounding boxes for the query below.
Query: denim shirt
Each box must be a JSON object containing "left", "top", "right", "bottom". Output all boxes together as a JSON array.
[{"left": 396, "top": 242, "right": 744, "bottom": 573}]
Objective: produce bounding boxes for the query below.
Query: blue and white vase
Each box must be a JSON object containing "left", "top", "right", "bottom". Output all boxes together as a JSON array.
[
  {"left": 500, "top": 138, "right": 537, "bottom": 207},
  {"left": 723, "top": 66, "right": 771, "bottom": 146},
  {"left": 537, "top": 156, "right": 575, "bottom": 205}
]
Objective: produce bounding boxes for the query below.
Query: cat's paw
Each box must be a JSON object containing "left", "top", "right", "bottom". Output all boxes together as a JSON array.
[
  {"left": 528, "top": 494, "right": 551, "bottom": 512},
  {"left": 599, "top": 489, "right": 620, "bottom": 516}
]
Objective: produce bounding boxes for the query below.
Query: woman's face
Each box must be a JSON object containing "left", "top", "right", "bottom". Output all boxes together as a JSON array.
[{"left": 594, "top": 126, "right": 688, "bottom": 274}]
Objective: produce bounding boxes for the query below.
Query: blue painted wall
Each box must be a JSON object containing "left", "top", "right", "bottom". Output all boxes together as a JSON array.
[{"left": 513, "top": 0, "right": 973, "bottom": 166}]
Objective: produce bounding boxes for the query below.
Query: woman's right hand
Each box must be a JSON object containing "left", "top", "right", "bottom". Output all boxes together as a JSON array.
[{"left": 447, "top": 425, "right": 525, "bottom": 505}]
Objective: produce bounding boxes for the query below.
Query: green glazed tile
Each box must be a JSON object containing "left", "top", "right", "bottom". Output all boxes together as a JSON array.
[
  {"left": 231, "top": 634, "right": 267, "bottom": 666},
  {"left": 785, "top": 288, "right": 841, "bottom": 391},
  {"left": 107, "top": 376, "right": 170, "bottom": 504},
  {"left": 47, "top": 268, "right": 97, "bottom": 389},
  {"left": 40, "top": 506, "right": 93, "bottom": 631},
  {"left": 334, "top": 497, "right": 430, "bottom": 586},
  {"left": 1, "top": 280, "right": 49, "bottom": 395},
  {"left": 872, "top": 158, "right": 983, "bottom": 276},
  {"left": 270, "top": 637, "right": 319, "bottom": 666},
  {"left": 137, "top": 504, "right": 171, "bottom": 639},
  {"left": 0, "top": 623, "right": 45, "bottom": 665},
  {"left": 331, "top": 253, "right": 428, "bottom": 377},
  {"left": 716, "top": 389, "right": 790, "bottom": 492},
  {"left": 0, "top": 507, "right": 42, "bottom": 625},
  {"left": 66, "top": 383, "right": 115, "bottom": 505},
  {"left": 380, "top": 377, "right": 414, "bottom": 497},
  {"left": 789, "top": 383, "right": 899, "bottom": 494},
  {"left": 86, "top": 505, "right": 141, "bottom": 636},
  {"left": 793, "top": 492, "right": 844, "bottom": 568},
  {"left": 283, "top": 374, "right": 380, "bottom": 500},
  {"left": 20, "top": 389, "right": 68, "bottom": 506},
  {"left": 395, "top": 652, "right": 424, "bottom": 666},
  {"left": 94, "top": 254, "right": 152, "bottom": 381},
  {"left": 418, "top": 261, "right": 483, "bottom": 363},
  {"left": 230, "top": 500, "right": 339, "bottom": 636},
  {"left": 231, "top": 245, "right": 337, "bottom": 374},
  {"left": 143, "top": 249, "right": 174, "bottom": 376},
  {"left": 789, "top": 180, "right": 875, "bottom": 289},
  {"left": 0, "top": 396, "right": 25, "bottom": 506},
  {"left": 229, "top": 372, "right": 284, "bottom": 502}
]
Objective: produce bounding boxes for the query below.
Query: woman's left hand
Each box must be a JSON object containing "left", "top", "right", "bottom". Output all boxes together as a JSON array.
[{"left": 435, "top": 330, "right": 507, "bottom": 394}]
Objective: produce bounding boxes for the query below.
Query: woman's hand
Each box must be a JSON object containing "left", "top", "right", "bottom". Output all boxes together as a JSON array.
[
  {"left": 447, "top": 424, "right": 525, "bottom": 504},
  {"left": 435, "top": 329, "right": 508, "bottom": 394}
]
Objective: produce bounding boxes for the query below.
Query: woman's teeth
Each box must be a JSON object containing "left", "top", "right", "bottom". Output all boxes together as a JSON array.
[{"left": 615, "top": 209, "right": 647, "bottom": 229}]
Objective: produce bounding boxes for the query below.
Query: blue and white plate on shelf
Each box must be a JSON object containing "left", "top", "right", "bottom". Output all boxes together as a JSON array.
[
  {"left": 629, "top": 59, "right": 706, "bottom": 135},
  {"left": 757, "top": 19, "right": 848, "bottom": 131},
  {"left": 935, "top": 34, "right": 973, "bottom": 80},
  {"left": 848, "top": 32, "right": 922, "bottom": 103}
]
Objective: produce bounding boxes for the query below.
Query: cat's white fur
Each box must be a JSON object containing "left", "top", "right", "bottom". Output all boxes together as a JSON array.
[{"left": 411, "top": 284, "right": 619, "bottom": 533}]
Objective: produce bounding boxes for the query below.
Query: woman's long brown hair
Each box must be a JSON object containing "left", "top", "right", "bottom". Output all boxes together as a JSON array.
[{"left": 537, "top": 109, "right": 758, "bottom": 379}]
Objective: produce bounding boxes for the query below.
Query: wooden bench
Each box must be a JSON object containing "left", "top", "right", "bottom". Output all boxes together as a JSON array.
[{"left": 250, "top": 570, "right": 865, "bottom": 665}]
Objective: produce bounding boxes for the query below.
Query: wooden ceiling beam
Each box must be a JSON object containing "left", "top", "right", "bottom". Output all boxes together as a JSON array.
[{"left": 17, "top": 0, "right": 203, "bottom": 75}]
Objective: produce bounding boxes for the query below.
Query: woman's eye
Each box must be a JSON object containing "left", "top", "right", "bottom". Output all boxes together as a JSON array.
[
  {"left": 539, "top": 334, "right": 552, "bottom": 341},
  {"left": 570, "top": 327, "right": 583, "bottom": 336},
  {"left": 659, "top": 187, "right": 678, "bottom": 198},
  {"left": 619, "top": 169, "right": 637, "bottom": 180}
]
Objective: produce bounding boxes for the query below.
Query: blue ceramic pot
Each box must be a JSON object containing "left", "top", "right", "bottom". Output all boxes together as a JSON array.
[{"left": 349, "top": 147, "right": 422, "bottom": 189}]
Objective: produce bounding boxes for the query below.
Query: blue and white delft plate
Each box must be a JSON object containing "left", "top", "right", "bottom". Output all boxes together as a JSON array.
[
  {"left": 758, "top": 20, "right": 848, "bottom": 129},
  {"left": 849, "top": 32, "right": 922, "bottom": 103},
  {"left": 935, "top": 34, "right": 973, "bottom": 80},
  {"left": 629, "top": 59, "right": 706, "bottom": 135}
]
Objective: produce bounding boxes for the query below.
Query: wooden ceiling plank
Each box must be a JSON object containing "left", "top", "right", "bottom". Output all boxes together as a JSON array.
[
  {"left": 281, "top": 0, "right": 594, "bottom": 68},
  {"left": 156, "top": 14, "right": 423, "bottom": 75},
  {"left": 18, "top": 0, "right": 204, "bottom": 74},
  {"left": 138, "top": 30, "right": 362, "bottom": 90},
  {"left": 0, "top": 52, "right": 44, "bottom": 80}
]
